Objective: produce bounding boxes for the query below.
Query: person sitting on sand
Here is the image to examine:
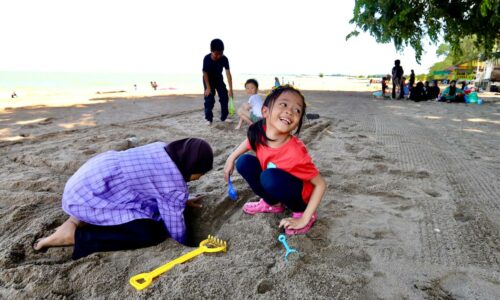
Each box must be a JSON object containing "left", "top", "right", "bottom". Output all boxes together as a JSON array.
[
  {"left": 427, "top": 80, "right": 440, "bottom": 100},
  {"left": 439, "top": 80, "right": 464, "bottom": 103},
  {"left": 34, "top": 138, "right": 213, "bottom": 259},
  {"left": 224, "top": 85, "right": 326, "bottom": 235},
  {"left": 409, "top": 81, "right": 426, "bottom": 102},
  {"left": 235, "top": 79, "right": 263, "bottom": 130}
]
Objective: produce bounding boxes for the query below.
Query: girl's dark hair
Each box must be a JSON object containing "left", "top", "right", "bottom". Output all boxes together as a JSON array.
[
  {"left": 449, "top": 80, "right": 457, "bottom": 96},
  {"left": 247, "top": 85, "right": 306, "bottom": 151},
  {"left": 245, "top": 78, "right": 259, "bottom": 89}
]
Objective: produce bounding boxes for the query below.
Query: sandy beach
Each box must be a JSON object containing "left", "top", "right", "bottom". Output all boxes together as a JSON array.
[{"left": 1, "top": 90, "right": 499, "bottom": 298}]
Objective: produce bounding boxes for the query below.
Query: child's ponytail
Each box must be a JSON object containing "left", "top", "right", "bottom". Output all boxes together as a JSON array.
[{"left": 247, "top": 118, "right": 270, "bottom": 151}]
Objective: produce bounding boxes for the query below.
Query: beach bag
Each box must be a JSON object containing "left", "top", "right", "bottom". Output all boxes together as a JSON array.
[
  {"left": 229, "top": 97, "right": 235, "bottom": 116},
  {"left": 467, "top": 92, "right": 478, "bottom": 103}
]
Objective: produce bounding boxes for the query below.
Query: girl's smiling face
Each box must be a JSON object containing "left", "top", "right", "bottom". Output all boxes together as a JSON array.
[{"left": 263, "top": 91, "right": 304, "bottom": 134}]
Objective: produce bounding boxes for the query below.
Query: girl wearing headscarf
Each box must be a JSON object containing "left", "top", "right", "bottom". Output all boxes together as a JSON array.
[
  {"left": 439, "top": 80, "right": 465, "bottom": 102},
  {"left": 34, "top": 138, "right": 213, "bottom": 259}
]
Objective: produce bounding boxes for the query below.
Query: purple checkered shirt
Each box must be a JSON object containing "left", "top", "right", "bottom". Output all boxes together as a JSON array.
[{"left": 62, "top": 142, "right": 188, "bottom": 244}]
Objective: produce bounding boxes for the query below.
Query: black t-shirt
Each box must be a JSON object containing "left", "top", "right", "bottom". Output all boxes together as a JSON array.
[
  {"left": 202, "top": 54, "right": 230, "bottom": 85},
  {"left": 392, "top": 66, "right": 404, "bottom": 79}
]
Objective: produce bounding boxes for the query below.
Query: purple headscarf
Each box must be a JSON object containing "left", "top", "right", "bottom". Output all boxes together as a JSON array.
[{"left": 165, "top": 138, "right": 213, "bottom": 181}]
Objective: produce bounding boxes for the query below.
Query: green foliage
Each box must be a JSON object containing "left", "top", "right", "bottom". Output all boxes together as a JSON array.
[
  {"left": 348, "top": 0, "right": 500, "bottom": 63},
  {"left": 428, "top": 37, "right": 483, "bottom": 79},
  {"left": 415, "top": 74, "right": 427, "bottom": 81},
  {"left": 436, "top": 44, "right": 450, "bottom": 57},
  {"left": 451, "top": 36, "right": 482, "bottom": 64}
]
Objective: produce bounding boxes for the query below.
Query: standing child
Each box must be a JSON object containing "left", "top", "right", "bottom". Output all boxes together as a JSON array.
[
  {"left": 224, "top": 85, "right": 326, "bottom": 235},
  {"left": 381, "top": 76, "right": 388, "bottom": 97},
  {"left": 203, "top": 38, "right": 234, "bottom": 125},
  {"left": 34, "top": 138, "right": 213, "bottom": 259},
  {"left": 235, "top": 79, "right": 263, "bottom": 130}
]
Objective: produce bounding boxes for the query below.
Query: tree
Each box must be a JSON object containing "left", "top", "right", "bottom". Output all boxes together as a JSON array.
[
  {"left": 427, "top": 37, "right": 482, "bottom": 79},
  {"left": 347, "top": 0, "right": 500, "bottom": 63}
]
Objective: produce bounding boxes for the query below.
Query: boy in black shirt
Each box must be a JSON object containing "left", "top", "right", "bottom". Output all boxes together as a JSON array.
[{"left": 202, "top": 39, "right": 234, "bottom": 125}]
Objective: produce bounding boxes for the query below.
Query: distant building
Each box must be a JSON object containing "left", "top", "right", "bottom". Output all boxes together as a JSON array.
[{"left": 475, "top": 58, "right": 500, "bottom": 92}]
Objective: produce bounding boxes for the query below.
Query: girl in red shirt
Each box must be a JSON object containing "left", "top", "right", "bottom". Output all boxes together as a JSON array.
[{"left": 224, "top": 85, "right": 326, "bottom": 235}]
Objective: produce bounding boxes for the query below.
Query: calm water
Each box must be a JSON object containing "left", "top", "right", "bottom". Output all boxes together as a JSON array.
[{"left": 0, "top": 71, "right": 372, "bottom": 101}]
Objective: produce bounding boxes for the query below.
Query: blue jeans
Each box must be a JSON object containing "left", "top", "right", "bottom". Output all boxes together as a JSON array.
[
  {"left": 236, "top": 154, "right": 307, "bottom": 212},
  {"left": 204, "top": 81, "right": 229, "bottom": 122}
]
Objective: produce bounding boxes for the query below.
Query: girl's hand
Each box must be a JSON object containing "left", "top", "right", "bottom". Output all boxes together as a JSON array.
[
  {"left": 223, "top": 159, "right": 234, "bottom": 182},
  {"left": 186, "top": 194, "right": 206, "bottom": 208},
  {"left": 279, "top": 216, "right": 309, "bottom": 230}
]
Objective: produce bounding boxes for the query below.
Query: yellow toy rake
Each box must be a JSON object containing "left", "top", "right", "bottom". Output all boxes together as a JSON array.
[{"left": 129, "top": 235, "right": 227, "bottom": 291}]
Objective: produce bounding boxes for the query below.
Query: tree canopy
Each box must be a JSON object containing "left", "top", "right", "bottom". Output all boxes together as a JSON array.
[
  {"left": 347, "top": 0, "right": 500, "bottom": 63},
  {"left": 427, "top": 37, "right": 482, "bottom": 79}
]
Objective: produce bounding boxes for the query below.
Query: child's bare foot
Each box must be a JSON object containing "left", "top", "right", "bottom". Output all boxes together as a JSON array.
[
  {"left": 34, "top": 217, "right": 79, "bottom": 250},
  {"left": 235, "top": 124, "right": 241, "bottom": 130}
]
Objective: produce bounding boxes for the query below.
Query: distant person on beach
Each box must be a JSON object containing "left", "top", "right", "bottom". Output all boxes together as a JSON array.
[
  {"left": 224, "top": 85, "right": 326, "bottom": 235},
  {"left": 381, "top": 76, "right": 388, "bottom": 97},
  {"left": 150, "top": 81, "right": 158, "bottom": 90},
  {"left": 34, "top": 138, "right": 213, "bottom": 259},
  {"left": 402, "top": 77, "right": 408, "bottom": 98},
  {"left": 439, "top": 80, "right": 465, "bottom": 103},
  {"left": 409, "top": 81, "right": 426, "bottom": 102},
  {"left": 427, "top": 80, "right": 441, "bottom": 100},
  {"left": 274, "top": 77, "right": 280, "bottom": 88},
  {"left": 203, "top": 38, "right": 234, "bottom": 125},
  {"left": 11, "top": 92, "right": 17, "bottom": 98},
  {"left": 391, "top": 59, "right": 404, "bottom": 99},
  {"left": 235, "top": 79, "right": 263, "bottom": 130},
  {"left": 409, "top": 70, "right": 415, "bottom": 90}
]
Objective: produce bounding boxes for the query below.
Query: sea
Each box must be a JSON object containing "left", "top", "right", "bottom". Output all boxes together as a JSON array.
[{"left": 0, "top": 71, "right": 375, "bottom": 103}]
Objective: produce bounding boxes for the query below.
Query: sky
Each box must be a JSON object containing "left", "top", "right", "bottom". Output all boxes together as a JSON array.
[{"left": 0, "top": 0, "right": 442, "bottom": 75}]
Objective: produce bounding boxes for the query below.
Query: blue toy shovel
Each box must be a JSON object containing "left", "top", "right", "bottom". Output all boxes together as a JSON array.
[
  {"left": 278, "top": 232, "right": 299, "bottom": 262},
  {"left": 228, "top": 176, "right": 238, "bottom": 200}
]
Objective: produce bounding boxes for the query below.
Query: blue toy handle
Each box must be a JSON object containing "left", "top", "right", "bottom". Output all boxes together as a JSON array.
[
  {"left": 228, "top": 176, "right": 238, "bottom": 200},
  {"left": 278, "top": 234, "right": 298, "bottom": 261}
]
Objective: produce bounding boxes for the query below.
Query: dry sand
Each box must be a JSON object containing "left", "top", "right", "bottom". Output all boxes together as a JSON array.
[{"left": 0, "top": 91, "right": 499, "bottom": 299}]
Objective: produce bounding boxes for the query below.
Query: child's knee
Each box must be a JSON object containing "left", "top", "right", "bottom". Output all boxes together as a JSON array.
[
  {"left": 236, "top": 154, "right": 258, "bottom": 171},
  {"left": 260, "top": 169, "right": 283, "bottom": 191}
]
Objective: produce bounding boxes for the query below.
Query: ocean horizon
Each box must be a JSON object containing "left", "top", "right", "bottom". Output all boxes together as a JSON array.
[{"left": 0, "top": 71, "right": 376, "bottom": 102}]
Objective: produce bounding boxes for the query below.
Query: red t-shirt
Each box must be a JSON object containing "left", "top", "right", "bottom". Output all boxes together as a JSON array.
[{"left": 246, "top": 136, "right": 319, "bottom": 203}]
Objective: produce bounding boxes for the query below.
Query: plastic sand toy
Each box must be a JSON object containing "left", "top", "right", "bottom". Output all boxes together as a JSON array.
[
  {"left": 129, "top": 235, "right": 227, "bottom": 291},
  {"left": 228, "top": 176, "right": 238, "bottom": 200},
  {"left": 278, "top": 234, "right": 299, "bottom": 262}
]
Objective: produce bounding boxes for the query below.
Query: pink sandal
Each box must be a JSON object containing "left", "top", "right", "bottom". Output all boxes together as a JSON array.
[
  {"left": 242, "top": 199, "right": 285, "bottom": 215},
  {"left": 285, "top": 212, "right": 317, "bottom": 235}
]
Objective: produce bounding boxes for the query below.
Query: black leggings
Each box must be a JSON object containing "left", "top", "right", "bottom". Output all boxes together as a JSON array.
[
  {"left": 73, "top": 219, "right": 168, "bottom": 260},
  {"left": 236, "top": 154, "right": 307, "bottom": 212}
]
